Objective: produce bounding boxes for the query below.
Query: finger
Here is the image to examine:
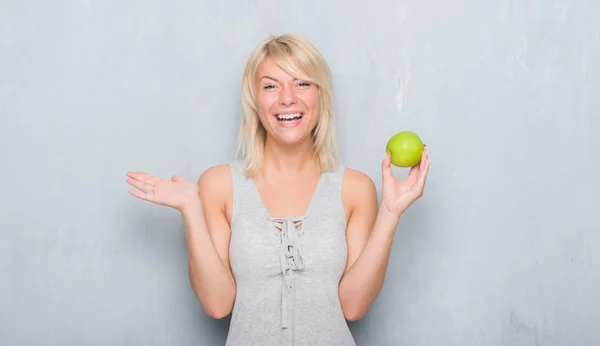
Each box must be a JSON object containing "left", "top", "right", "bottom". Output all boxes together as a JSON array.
[
  {"left": 420, "top": 146, "right": 428, "bottom": 161},
  {"left": 406, "top": 149, "right": 425, "bottom": 180},
  {"left": 412, "top": 147, "right": 428, "bottom": 174},
  {"left": 126, "top": 177, "right": 154, "bottom": 194},
  {"left": 128, "top": 188, "right": 154, "bottom": 202},
  {"left": 382, "top": 152, "right": 394, "bottom": 182},
  {"left": 420, "top": 147, "right": 430, "bottom": 172},
  {"left": 126, "top": 171, "right": 149, "bottom": 180},
  {"left": 171, "top": 175, "right": 185, "bottom": 183},
  {"left": 127, "top": 171, "right": 159, "bottom": 185},
  {"left": 407, "top": 163, "right": 420, "bottom": 180},
  {"left": 416, "top": 155, "right": 430, "bottom": 191}
]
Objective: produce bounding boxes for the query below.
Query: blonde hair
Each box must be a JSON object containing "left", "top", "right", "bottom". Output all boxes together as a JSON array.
[{"left": 235, "top": 33, "right": 339, "bottom": 177}]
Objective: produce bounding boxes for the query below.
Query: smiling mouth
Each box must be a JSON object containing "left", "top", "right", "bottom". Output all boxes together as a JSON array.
[{"left": 275, "top": 113, "right": 304, "bottom": 122}]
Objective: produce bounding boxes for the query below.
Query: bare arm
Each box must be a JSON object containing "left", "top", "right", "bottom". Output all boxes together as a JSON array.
[
  {"left": 127, "top": 164, "right": 236, "bottom": 318},
  {"left": 338, "top": 150, "right": 430, "bottom": 321},
  {"left": 184, "top": 164, "right": 236, "bottom": 319},
  {"left": 338, "top": 169, "right": 386, "bottom": 321}
]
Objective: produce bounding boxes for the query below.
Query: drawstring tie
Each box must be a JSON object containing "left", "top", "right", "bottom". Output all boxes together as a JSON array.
[{"left": 270, "top": 216, "right": 305, "bottom": 329}]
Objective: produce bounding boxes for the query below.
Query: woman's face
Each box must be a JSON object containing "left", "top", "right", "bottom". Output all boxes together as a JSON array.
[{"left": 255, "top": 57, "right": 320, "bottom": 147}]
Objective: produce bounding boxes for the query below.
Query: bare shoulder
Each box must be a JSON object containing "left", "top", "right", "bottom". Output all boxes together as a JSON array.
[
  {"left": 198, "top": 164, "right": 232, "bottom": 191},
  {"left": 197, "top": 164, "right": 233, "bottom": 220},
  {"left": 342, "top": 168, "right": 377, "bottom": 201},
  {"left": 342, "top": 167, "right": 378, "bottom": 219}
]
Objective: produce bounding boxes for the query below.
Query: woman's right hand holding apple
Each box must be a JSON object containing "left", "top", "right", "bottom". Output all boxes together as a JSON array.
[{"left": 126, "top": 171, "right": 201, "bottom": 213}]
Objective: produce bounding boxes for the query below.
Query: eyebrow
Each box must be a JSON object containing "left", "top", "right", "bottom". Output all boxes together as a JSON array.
[{"left": 259, "top": 76, "right": 279, "bottom": 83}]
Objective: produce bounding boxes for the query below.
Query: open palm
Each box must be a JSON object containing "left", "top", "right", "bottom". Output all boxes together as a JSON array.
[
  {"left": 381, "top": 147, "right": 430, "bottom": 217},
  {"left": 126, "top": 171, "right": 200, "bottom": 212}
]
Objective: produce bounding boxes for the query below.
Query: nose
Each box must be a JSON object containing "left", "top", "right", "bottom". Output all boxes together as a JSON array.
[{"left": 278, "top": 83, "right": 297, "bottom": 106}]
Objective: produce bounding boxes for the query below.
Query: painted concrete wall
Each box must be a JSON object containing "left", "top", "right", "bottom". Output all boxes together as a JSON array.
[{"left": 2, "top": 1, "right": 599, "bottom": 345}]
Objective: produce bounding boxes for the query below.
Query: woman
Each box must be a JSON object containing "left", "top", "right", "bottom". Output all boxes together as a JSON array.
[{"left": 126, "top": 33, "right": 430, "bottom": 345}]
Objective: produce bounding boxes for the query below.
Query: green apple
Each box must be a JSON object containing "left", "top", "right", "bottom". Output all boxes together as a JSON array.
[{"left": 385, "top": 131, "right": 424, "bottom": 167}]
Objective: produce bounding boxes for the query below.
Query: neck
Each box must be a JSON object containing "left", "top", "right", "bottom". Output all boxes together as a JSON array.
[{"left": 261, "top": 136, "right": 319, "bottom": 180}]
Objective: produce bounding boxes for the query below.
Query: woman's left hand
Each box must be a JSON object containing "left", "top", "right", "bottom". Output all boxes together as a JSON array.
[{"left": 381, "top": 146, "right": 430, "bottom": 217}]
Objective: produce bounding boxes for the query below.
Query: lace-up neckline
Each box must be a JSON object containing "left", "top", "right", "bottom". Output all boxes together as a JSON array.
[{"left": 249, "top": 174, "right": 324, "bottom": 328}]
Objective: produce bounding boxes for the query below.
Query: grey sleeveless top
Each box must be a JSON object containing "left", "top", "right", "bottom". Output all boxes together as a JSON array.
[{"left": 225, "top": 162, "right": 356, "bottom": 346}]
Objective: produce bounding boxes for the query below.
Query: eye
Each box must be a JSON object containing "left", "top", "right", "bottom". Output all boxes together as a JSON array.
[
  {"left": 262, "top": 84, "right": 276, "bottom": 90},
  {"left": 297, "top": 81, "right": 311, "bottom": 88}
]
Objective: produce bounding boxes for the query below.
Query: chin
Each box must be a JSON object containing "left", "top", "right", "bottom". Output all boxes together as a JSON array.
[{"left": 272, "top": 131, "right": 312, "bottom": 147}]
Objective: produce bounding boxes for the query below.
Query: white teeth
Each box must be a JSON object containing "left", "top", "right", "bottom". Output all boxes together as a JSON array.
[{"left": 276, "top": 113, "right": 302, "bottom": 120}]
